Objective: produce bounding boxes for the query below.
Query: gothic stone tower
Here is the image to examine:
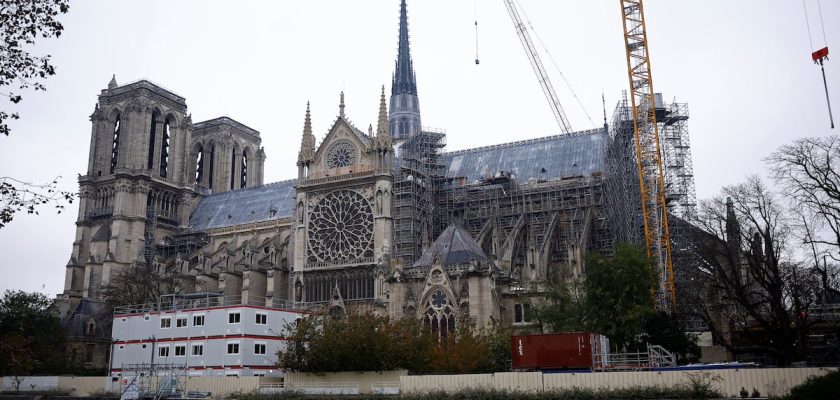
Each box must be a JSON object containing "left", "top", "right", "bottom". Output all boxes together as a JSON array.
[
  {"left": 65, "top": 78, "right": 193, "bottom": 301},
  {"left": 292, "top": 92, "right": 394, "bottom": 316},
  {"left": 389, "top": 0, "right": 421, "bottom": 142},
  {"left": 64, "top": 77, "right": 265, "bottom": 303}
]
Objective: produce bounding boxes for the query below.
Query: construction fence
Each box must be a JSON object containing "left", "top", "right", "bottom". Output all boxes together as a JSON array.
[{"left": 2, "top": 368, "right": 836, "bottom": 398}]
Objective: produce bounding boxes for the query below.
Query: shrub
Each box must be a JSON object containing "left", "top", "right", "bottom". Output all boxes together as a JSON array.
[{"left": 783, "top": 369, "right": 840, "bottom": 400}]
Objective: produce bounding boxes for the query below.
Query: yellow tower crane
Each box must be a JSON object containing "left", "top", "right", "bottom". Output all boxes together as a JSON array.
[{"left": 619, "top": 0, "right": 676, "bottom": 312}]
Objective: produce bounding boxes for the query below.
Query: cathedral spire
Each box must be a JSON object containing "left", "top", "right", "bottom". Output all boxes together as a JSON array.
[
  {"left": 393, "top": 0, "right": 416, "bottom": 96},
  {"left": 389, "top": 0, "right": 422, "bottom": 141},
  {"left": 339, "top": 91, "right": 346, "bottom": 118},
  {"left": 298, "top": 101, "right": 315, "bottom": 164}
]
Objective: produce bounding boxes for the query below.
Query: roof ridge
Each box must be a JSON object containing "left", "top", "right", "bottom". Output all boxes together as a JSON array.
[{"left": 443, "top": 128, "right": 604, "bottom": 157}]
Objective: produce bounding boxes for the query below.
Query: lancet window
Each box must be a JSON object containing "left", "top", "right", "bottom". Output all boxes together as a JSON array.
[
  {"left": 424, "top": 288, "right": 456, "bottom": 339},
  {"left": 110, "top": 114, "right": 121, "bottom": 174}
]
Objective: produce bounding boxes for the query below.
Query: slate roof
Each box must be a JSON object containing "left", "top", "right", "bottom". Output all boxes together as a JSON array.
[
  {"left": 189, "top": 179, "right": 297, "bottom": 231},
  {"left": 61, "top": 298, "right": 112, "bottom": 340},
  {"left": 442, "top": 128, "right": 606, "bottom": 183},
  {"left": 414, "top": 224, "right": 488, "bottom": 267}
]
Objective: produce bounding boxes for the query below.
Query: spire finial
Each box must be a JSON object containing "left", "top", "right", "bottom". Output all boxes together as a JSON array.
[
  {"left": 339, "top": 91, "right": 345, "bottom": 118},
  {"left": 376, "top": 85, "right": 390, "bottom": 140},
  {"left": 108, "top": 74, "right": 118, "bottom": 90},
  {"left": 299, "top": 101, "right": 315, "bottom": 163}
]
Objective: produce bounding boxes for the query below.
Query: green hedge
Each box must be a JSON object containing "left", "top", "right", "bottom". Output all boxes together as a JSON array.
[{"left": 783, "top": 369, "right": 840, "bottom": 400}]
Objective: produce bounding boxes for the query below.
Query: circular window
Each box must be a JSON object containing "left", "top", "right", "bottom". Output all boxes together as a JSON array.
[
  {"left": 326, "top": 140, "right": 357, "bottom": 169},
  {"left": 307, "top": 190, "right": 374, "bottom": 263}
]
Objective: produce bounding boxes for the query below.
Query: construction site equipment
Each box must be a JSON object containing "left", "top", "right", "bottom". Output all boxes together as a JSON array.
[
  {"left": 803, "top": 0, "right": 834, "bottom": 128},
  {"left": 119, "top": 363, "right": 187, "bottom": 400},
  {"left": 812, "top": 46, "right": 834, "bottom": 129},
  {"left": 592, "top": 344, "right": 677, "bottom": 371},
  {"left": 618, "top": 0, "right": 677, "bottom": 312},
  {"left": 503, "top": 0, "right": 572, "bottom": 133},
  {"left": 511, "top": 332, "right": 610, "bottom": 370}
]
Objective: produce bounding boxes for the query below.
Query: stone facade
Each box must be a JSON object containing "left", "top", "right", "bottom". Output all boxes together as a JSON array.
[{"left": 59, "top": 0, "right": 613, "bottom": 370}]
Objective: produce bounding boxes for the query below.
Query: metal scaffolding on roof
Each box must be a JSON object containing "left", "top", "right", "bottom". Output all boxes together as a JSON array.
[{"left": 392, "top": 129, "right": 447, "bottom": 266}]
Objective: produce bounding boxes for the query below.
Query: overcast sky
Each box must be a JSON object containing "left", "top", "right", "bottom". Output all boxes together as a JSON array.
[{"left": 0, "top": 0, "right": 837, "bottom": 296}]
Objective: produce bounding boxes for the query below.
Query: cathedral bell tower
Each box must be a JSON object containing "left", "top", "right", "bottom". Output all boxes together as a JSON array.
[{"left": 65, "top": 77, "right": 195, "bottom": 301}]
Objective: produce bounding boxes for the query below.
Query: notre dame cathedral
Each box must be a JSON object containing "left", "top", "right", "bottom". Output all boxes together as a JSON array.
[{"left": 57, "top": 0, "right": 698, "bottom": 370}]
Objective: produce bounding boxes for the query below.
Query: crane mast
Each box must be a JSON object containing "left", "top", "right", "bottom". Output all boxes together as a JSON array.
[
  {"left": 619, "top": 0, "right": 676, "bottom": 312},
  {"left": 503, "top": 0, "right": 572, "bottom": 133}
]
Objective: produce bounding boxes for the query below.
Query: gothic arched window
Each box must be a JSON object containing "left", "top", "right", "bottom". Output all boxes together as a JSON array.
[
  {"left": 159, "top": 118, "right": 171, "bottom": 178},
  {"left": 424, "top": 288, "right": 456, "bottom": 340},
  {"left": 147, "top": 112, "right": 158, "bottom": 170},
  {"left": 208, "top": 144, "right": 216, "bottom": 188},
  {"left": 110, "top": 114, "right": 121, "bottom": 174},
  {"left": 230, "top": 147, "right": 237, "bottom": 190},
  {"left": 194, "top": 145, "right": 204, "bottom": 184},
  {"left": 240, "top": 150, "right": 248, "bottom": 188}
]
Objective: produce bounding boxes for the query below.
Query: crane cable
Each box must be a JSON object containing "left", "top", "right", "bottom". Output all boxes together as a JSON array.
[
  {"left": 803, "top": 0, "right": 834, "bottom": 129},
  {"left": 474, "top": 0, "right": 480, "bottom": 65},
  {"left": 514, "top": 0, "right": 598, "bottom": 129}
]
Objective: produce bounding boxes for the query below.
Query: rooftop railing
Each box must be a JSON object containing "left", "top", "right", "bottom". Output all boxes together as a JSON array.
[{"left": 114, "top": 293, "right": 309, "bottom": 316}]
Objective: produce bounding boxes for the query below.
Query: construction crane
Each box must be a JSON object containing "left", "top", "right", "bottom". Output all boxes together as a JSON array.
[
  {"left": 618, "top": 0, "right": 676, "bottom": 312},
  {"left": 503, "top": 0, "right": 572, "bottom": 134}
]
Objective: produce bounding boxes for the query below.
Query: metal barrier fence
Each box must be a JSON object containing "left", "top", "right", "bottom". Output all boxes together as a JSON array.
[{"left": 3, "top": 367, "right": 836, "bottom": 397}]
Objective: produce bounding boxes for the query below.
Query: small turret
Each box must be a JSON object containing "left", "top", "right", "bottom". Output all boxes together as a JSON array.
[
  {"left": 108, "top": 74, "right": 118, "bottom": 90},
  {"left": 297, "top": 102, "right": 316, "bottom": 180},
  {"left": 376, "top": 86, "right": 391, "bottom": 144}
]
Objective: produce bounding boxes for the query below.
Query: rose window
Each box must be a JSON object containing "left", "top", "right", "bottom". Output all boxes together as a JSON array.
[
  {"left": 307, "top": 190, "right": 374, "bottom": 263},
  {"left": 326, "top": 140, "right": 357, "bottom": 169},
  {"left": 431, "top": 290, "right": 447, "bottom": 309}
]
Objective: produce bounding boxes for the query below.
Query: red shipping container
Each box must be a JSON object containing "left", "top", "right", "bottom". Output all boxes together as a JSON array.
[{"left": 511, "top": 332, "right": 609, "bottom": 370}]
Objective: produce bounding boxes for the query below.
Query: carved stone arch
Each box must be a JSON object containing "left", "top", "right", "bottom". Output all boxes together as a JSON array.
[
  {"left": 162, "top": 112, "right": 180, "bottom": 128},
  {"left": 150, "top": 107, "right": 164, "bottom": 119},
  {"left": 107, "top": 107, "right": 123, "bottom": 122}
]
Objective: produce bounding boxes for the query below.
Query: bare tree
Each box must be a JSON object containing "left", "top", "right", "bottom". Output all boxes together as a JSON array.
[
  {"left": 1, "top": 1, "right": 73, "bottom": 228},
  {"left": 101, "top": 261, "right": 192, "bottom": 306},
  {"left": 768, "top": 135, "right": 840, "bottom": 260},
  {"left": 693, "top": 176, "right": 813, "bottom": 366},
  {"left": 768, "top": 135, "right": 840, "bottom": 308},
  {"left": 0, "top": 176, "right": 74, "bottom": 228}
]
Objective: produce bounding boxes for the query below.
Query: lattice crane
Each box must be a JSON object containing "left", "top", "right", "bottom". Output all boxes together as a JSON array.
[
  {"left": 503, "top": 0, "right": 573, "bottom": 134},
  {"left": 618, "top": 0, "right": 676, "bottom": 312}
]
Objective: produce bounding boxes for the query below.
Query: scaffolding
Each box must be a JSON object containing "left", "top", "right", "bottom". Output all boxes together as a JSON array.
[
  {"left": 604, "top": 92, "right": 703, "bottom": 328},
  {"left": 392, "top": 129, "right": 446, "bottom": 266},
  {"left": 432, "top": 160, "right": 613, "bottom": 280},
  {"left": 119, "top": 363, "right": 187, "bottom": 400}
]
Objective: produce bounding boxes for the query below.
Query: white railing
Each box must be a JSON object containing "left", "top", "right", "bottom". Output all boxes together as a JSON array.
[{"left": 114, "top": 293, "right": 311, "bottom": 315}]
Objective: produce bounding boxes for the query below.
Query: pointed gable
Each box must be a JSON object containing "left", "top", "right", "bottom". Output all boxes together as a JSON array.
[{"left": 414, "top": 224, "right": 488, "bottom": 267}]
